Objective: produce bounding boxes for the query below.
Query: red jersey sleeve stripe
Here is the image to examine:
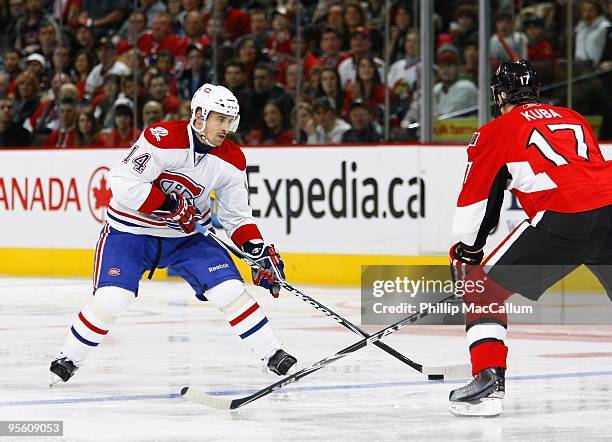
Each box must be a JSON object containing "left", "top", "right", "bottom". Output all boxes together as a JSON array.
[
  {"left": 138, "top": 186, "right": 167, "bottom": 214},
  {"left": 231, "top": 224, "right": 263, "bottom": 247}
]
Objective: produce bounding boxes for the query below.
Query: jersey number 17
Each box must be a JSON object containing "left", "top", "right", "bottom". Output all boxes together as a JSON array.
[{"left": 527, "top": 123, "right": 591, "bottom": 166}]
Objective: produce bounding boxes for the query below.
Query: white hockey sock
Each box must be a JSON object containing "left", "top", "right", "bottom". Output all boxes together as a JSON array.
[
  {"left": 60, "top": 286, "right": 136, "bottom": 364},
  {"left": 467, "top": 322, "right": 507, "bottom": 347},
  {"left": 206, "top": 280, "right": 280, "bottom": 360}
]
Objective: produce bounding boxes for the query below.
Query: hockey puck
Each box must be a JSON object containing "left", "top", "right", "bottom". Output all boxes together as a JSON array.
[
  {"left": 181, "top": 387, "right": 189, "bottom": 396},
  {"left": 428, "top": 374, "right": 444, "bottom": 381}
]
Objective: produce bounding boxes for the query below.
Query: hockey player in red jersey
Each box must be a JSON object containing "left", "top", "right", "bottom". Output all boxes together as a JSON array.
[
  {"left": 50, "top": 84, "right": 297, "bottom": 384},
  {"left": 448, "top": 60, "right": 612, "bottom": 416}
]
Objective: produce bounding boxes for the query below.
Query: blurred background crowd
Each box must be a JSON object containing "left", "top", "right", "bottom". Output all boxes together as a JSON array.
[{"left": 0, "top": 0, "right": 611, "bottom": 147}]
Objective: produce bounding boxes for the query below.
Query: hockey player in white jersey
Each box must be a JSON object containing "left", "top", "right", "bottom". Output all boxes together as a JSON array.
[{"left": 50, "top": 84, "right": 297, "bottom": 383}]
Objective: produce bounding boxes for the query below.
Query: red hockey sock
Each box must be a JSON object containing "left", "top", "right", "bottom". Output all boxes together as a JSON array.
[{"left": 470, "top": 341, "right": 508, "bottom": 376}]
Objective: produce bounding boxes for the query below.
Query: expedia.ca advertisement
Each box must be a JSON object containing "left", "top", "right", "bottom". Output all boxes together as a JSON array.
[
  {"left": 244, "top": 146, "right": 465, "bottom": 255},
  {"left": 0, "top": 146, "right": 467, "bottom": 253}
]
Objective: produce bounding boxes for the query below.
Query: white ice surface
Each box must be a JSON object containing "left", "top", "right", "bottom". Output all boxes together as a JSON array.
[{"left": 1, "top": 277, "right": 612, "bottom": 441}]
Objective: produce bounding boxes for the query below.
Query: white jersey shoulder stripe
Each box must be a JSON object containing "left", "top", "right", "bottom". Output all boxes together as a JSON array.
[{"left": 506, "top": 161, "right": 558, "bottom": 193}]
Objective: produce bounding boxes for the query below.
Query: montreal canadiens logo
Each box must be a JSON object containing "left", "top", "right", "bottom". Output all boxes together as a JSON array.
[
  {"left": 108, "top": 267, "right": 121, "bottom": 277},
  {"left": 88, "top": 166, "right": 112, "bottom": 224},
  {"left": 154, "top": 172, "right": 204, "bottom": 200}
]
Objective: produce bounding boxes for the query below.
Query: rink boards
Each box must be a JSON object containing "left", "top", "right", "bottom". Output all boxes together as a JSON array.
[{"left": 0, "top": 144, "right": 611, "bottom": 287}]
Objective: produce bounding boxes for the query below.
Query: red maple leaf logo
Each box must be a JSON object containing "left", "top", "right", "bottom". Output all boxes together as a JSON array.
[{"left": 92, "top": 176, "right": 113, "bottom": 209}]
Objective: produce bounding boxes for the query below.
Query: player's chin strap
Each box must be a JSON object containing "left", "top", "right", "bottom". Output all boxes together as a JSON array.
[{"left": 190, "top": 118, "right": 215, "bottom": 146}]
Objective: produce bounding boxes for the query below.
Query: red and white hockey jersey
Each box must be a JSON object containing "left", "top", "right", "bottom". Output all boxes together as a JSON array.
[
  {"left": 107, "top": 120, "right": 262, "bottom": 247},
  {"left": 453, "top": 103, "right": 612, "bottom": 249}
]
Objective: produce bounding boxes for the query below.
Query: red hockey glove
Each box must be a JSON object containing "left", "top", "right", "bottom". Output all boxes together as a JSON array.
[
  {"left": 153, "top": 193, "right": 197, "bottom": 234},
  {"left": 243, "top": 241, "right": 286, "bottom": 298},
  {"left": 449, "top": 242, "right": 484, "bottom": 285}
]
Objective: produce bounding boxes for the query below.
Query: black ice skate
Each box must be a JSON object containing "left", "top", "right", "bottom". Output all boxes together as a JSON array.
[
  {"left": 266, "top": 349, "right": 297, "bottom": 376},
  {"left": 449, "top": 367, "right": 505, "bottom": 416},
  {"left": 49, "top": 356, "right": 79, "bottom": 386}
]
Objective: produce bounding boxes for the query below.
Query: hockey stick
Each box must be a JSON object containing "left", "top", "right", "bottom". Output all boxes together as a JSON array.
[
  {"left": 194, "top": 224, "right": 469, "bottom": 380},
  {"left": 181, "top": 292, "right": 458, "bottom": 409}
]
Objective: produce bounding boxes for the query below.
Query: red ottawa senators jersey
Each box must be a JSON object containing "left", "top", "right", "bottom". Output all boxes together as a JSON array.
[{"left": 452, "top": 103, "right": 612, "bottom": 249}]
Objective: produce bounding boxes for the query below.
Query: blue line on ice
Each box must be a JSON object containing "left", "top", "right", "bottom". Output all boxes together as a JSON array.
[{"left": 3, "top": 370, "right": 612, "bottom": 407}]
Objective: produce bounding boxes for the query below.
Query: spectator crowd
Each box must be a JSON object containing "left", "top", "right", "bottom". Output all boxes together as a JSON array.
[{"left": 0, "top": 0, "right": 611, "bottom": 147}]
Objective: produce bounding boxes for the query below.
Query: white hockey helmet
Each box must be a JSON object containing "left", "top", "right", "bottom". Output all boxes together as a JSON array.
[{"left": 190, "top": 83, "right": 240, "bottom": 137}]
